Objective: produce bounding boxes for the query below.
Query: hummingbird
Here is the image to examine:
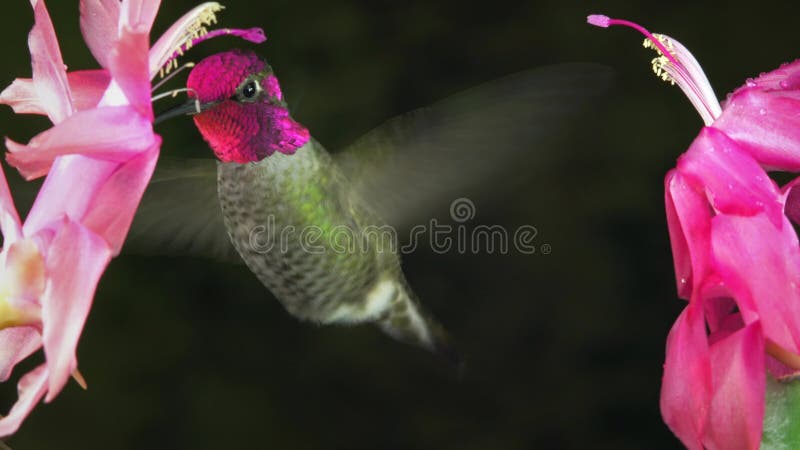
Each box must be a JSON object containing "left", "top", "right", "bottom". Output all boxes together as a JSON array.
[{"left": 143, "top": 49, "right": 610, "bottom": 362}]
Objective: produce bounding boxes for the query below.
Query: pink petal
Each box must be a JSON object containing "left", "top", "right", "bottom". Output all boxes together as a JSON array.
[
  {"left": 660, "top": 302, "right": 712, "bottom": 450},
  {"left": 79, "top": 0, "right": 121, "bottom": 68},
  {"left": 1, "top": 70, "right": 111, "bottom": 115},
  {"left": 677, "top": 127, "right": 784, "bottom": 227},
  {"left": 665, "top": 172, "right": 691, "bottom": 298},
  {"left": 0, "top": 328, "right": 41, "bottom": 382},
  {"left": 120, "top": 0, "right": 160, "bottom": 33},
  {"left": 784, "top": 181, "right": 800, "bottom": 226},
  {"left": 22, "top": 156, "right": 118, "bottom": 237},
  {"left": 82, "top": 142, "right": 159, "bottom": 254},
  {"left": 0, "top": 364, "right": 48, "bottom": 437},
  {"left": 108, "top": 27, "right": 152, "bottom": 118},
  {"left": 69, "top": 70, "right": 113, "bottom": 111},
  {"left": 705, "top": 297, "right": 738, "bottom": 337},
  {"left": 0, "top": 162, "right": 22, "bottom": 243},
  {"left": 41, "top": 219, "right": 111, "bottom": 401},
  {"left": 28, "top": 0, "right": 74, "bottom": 123},
  {"left": 732, "top": 59, "right": 800, "bottom": 92},
  {"left": 714, "top": 88, "right": 800, "bottom": 171},
  {"left": 5, "top": 105, "right": 155, "bottom": 179},
  {"left": 766, "top": 355, "right": 798, "bottom": 379},
  {"left": 665, "top": 170, "right": 713, "bottom": 299},
  {"left": 24, "top": 142, "right": 160, "bottom": 252},
  {"left": 711, "top": 213, "right": 800, "bottom": 354},
  {"left": 0, "top": 79, "right": 43, "bottom": 115},
  {"left": 703, "top": 322, "right": 765, "bottom": 450}
]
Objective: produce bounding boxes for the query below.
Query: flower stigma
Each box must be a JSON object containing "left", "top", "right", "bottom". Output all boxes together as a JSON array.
[
  {"left": 588, "top": 14, "right": 722, "bottom": 125},
  {"left": 154, "top": 2, "right": 265, "bottom": 78}
]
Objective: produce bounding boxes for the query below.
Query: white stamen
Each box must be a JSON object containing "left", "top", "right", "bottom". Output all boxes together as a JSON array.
[
  {"left": 149, "top": 3, "right": 225, "bottom": 78},
  {"left": 152, "top": 62, "right": 195, "bottom": 92},
  {"left": 645, "top": 34, "right": 722, "bottom": 126},
  {"left": 151, "top": 88, "right": 202, "bottom": 114}
]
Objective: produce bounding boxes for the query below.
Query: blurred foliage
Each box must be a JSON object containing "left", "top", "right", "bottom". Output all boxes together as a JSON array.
[
  {"left": 1, "top": 0, "right": 799, "bottom": 449},
  {"left": 763, "top": 376, "right": 800, "bottom": 449}
]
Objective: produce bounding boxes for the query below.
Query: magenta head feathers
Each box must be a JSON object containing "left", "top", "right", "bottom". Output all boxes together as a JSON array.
[{"left": 184, "top": 49, "right": 310, "bottom": 163}]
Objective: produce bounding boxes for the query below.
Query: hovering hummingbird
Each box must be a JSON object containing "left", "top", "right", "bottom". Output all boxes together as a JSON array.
[{"left": 143, "top": 49, "right": 610, "bottom": 362}]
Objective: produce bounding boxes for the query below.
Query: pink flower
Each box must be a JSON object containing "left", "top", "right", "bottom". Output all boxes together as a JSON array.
[
  {"left": 0, "top": 0, "right": 265, "bottom": 436},
  {"left": 0, "top": 163, "right": 112, "bottom": 436},
  {"left": 589, "top": 14, "right": 800, "bottom": 450}
]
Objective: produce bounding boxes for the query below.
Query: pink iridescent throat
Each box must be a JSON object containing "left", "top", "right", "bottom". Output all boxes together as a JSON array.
[{"left": 187, "top": 50, "right": 310, "bottom": 163}]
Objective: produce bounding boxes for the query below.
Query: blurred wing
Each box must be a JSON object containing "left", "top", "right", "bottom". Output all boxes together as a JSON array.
[
  {"left": 128, "top": 64, "right": 611, "bottom": 258},
  {"left": 335, "top": 63, "right": 613, "bottom": 230},
  {"left": 126, "top": 157, "right": 241, "bottom": 262}
]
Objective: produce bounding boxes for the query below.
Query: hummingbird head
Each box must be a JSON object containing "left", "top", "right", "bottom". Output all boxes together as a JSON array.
[{"left": 182, "top": 49, "right": 310, "bottom": 163}]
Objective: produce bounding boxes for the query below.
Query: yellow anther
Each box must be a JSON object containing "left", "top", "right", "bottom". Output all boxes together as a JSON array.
[
  {"left": 158, "top": 3, "right": 224, "bottom": 79},
  {"left": 643, "top": 36, "right": 678, "bottom": 85}
]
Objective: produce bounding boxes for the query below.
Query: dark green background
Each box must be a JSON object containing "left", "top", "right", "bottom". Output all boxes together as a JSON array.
[{"left": 1, "top": 1, "right": 798, "bottom": 448}]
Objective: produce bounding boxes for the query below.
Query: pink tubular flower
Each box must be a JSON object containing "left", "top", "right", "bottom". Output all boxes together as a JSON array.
[
  {"left": 589, "top": 14, "right": 800, "bottom": 450},
  {"left": 0, "top": 0, "right": 265, "bottom": 436}
]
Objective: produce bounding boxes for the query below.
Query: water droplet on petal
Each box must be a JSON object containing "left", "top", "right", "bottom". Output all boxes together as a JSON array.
[
  {"left": 759, "top": 108, "right": 767, "bottom": 115},
  {"left": 780, "top": 80, "right": 790, "bottom": 89},
  {"left": 746, "top": 78, "right": 757, "bottom": 87}
]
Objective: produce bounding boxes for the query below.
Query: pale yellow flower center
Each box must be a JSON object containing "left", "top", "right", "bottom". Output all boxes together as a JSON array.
[{"left": 0, "top": 239, "right": 44, "bottom": 329}]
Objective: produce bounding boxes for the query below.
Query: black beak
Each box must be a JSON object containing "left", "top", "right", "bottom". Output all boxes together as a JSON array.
[{"left": 154, "top": 98, "right": 217, "bottom": 124}]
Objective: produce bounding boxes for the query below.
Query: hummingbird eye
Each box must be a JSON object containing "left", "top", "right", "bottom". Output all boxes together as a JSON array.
[
  {"left": 236, "top": 78, "right": 262, "bottom": 102},
  {"left": 243, "top": 81, "right": 258, "bottom": 98}
]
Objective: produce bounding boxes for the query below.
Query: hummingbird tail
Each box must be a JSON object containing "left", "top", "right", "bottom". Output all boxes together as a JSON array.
[{"left": 377, "top": 287, "right": 460, "bottom": 366}]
